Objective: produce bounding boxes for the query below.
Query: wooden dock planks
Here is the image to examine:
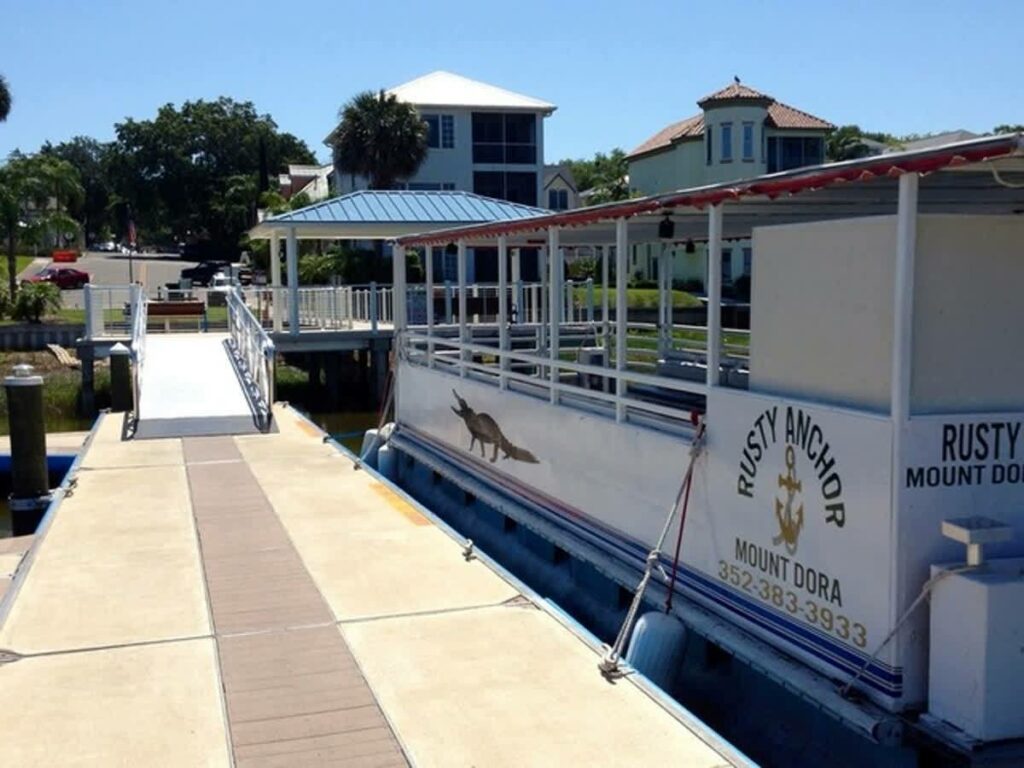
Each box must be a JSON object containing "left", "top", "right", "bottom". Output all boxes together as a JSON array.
[{"left": 184, "top": 436, "right": 408, "bottom": 768}]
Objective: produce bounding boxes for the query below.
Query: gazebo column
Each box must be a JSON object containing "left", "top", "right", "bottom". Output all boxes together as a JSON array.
[
  {"left": 497, "top": 236, "right": 509, "bottom": 390},
  {"left": 706, "top": 205, "right": 723, "bottom": 387},
  {"left": 547, "top": 227, "right": 561, "bottom": 404},
  {"left": 269, "top": 230, "right": 282, "bottom": 332},
  {"left": 286, "top": 226, "right": 299, "bottom": 336},
  {"left": 615, "top": 219, "right": 628, "bottom": 422},
  {"left": 538, "top": 245, "right": 548, "bottom": 359},
  {"left": 457, "top": 239, "right": 467, "bottom": 377},
  {"left": 425, "top": 244, "right": 434, "bottom": 368}
]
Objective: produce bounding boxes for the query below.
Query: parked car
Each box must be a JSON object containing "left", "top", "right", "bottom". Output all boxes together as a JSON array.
[
  {"left": 94, "top": 241, "right": 119, "bottom": 253},
  {"left": 24, "top": 266, "right": 90, "bottom": 290},
  {"left": 180, "top": 261, "right": 229, "bottom": 287}
]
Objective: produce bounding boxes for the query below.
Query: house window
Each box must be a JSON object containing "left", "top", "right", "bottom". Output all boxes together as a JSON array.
[
  {"left": 424, "top": 114, "right": 454, "bottom": 149},
  {"left": 548, "top": 188, "right": 569, "bottom": 210},
  {"left": 473, "top": 113, "right": 537, "bottom": 165},
  {"left": 722, "top": 249, "right": 733, "bottom": 283},
  {"left": 441, "top": 115, "right": 454, "bottom": 148},
  {"left": 473, "top": 171, "right": 538, "bottom": 206},
  {"left": 424, "top": 115, "right": 440, "bottom": 149},
  {"left": 767, "top": 135, "right": 825, "bottom": 173},
  {"left": 742, "top": 247, "right": 752, "bottom": 275},
  {"left": 706, "top": 129, "right": 713, "bottom": 166},
  {"left": 742, "top": 123, "right": 755, "bottom": 161},
  {"left": 720, "top": 123, "right": 733, "bottom": 162}
]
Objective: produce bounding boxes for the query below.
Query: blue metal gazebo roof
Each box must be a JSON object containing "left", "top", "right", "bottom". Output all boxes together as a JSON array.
[{"left": 249, "top": 190, "right": 546, "bottom": 239}]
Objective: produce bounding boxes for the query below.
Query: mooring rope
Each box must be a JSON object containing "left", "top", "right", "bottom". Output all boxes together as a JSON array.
[{"left": 599, "top": 419, "right": 706, "bottom": 676}]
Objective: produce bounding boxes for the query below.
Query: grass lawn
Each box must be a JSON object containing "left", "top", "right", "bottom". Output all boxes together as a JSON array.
[
  {"left": 0, "top": 255, "right": 40, "bottom": 281},
  {"left": 573, "top": 286, "right": 702, "bottom": 310}
]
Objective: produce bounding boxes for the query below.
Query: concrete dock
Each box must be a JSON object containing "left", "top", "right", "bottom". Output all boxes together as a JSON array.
[{"left": 0, "top": 406, "right": 741, "bottom": 767}]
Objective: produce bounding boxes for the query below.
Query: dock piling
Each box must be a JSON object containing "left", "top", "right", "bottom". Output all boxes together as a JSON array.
[
  {"left": 5, "top": 363, "right": 51, "bottom": 535},
  {"left": 109, "top": 343, "right": 132, "bottom": 412}
]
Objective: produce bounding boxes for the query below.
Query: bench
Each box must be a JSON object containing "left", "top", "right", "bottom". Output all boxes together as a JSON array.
[{"left": 146, "top": 300, "right": 206, "bottom": 332}]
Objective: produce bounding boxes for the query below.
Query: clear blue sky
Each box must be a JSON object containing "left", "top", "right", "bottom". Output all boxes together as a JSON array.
[{"left": 2, "top": 0, "right": 1021, "bottom": 164}]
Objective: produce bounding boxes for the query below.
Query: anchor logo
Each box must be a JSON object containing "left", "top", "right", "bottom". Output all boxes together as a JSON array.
[{"left": 774, "top": 444, "right": 804, "bottom": 555}]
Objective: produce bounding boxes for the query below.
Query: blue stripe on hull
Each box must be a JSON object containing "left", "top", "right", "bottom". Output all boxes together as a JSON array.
[{"left": 402, "top": 427, "right": 903, "bottom": 698}]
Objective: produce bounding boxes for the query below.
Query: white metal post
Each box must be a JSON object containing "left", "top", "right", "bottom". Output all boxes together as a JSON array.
[
  {"left": 706, "top": 205, "right": 723, "bottom": 387},
  {"left": 425, "top": 244, "right": 434, "bottom": 368},
  {"left": 269, "top": 230, "right": 282, "bottom": 332},
  {"left": 457, "top": 239, "right": 467, "bottom": 377},
  {"left": 392, "top": 243, "right": 406, "bottom": 333},
  {"left": 615, "top": 219, "right": 628, "bottom": 422},
  {"left": 497, "top": 235, "right": 509, "bottom": 389},
  {"left": 601, "top": 245, "right": 610, "bottom": 368},
  {"left": 286, "top": 227, "right": 299, "bottom": 336},
  {"left": 538, "top": 246, "right": 548, "bottom": 358},
  {"left": 892, "top": 172, "right": 919, "bottom": 424},
  {"left": 548, "top": 228, "right": 561, "bottom": 403},
  {"left": 511, "top": 247, "right": 522, "bottom": 325}
]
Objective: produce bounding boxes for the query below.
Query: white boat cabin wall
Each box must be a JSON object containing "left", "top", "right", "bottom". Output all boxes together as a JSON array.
[{"left": 389, "top": 136, "right": 1024, "bottom": 737}]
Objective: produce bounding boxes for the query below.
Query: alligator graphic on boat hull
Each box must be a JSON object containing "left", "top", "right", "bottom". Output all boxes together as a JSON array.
[{"left": 451, "top": 389, "right": 539, "bottom": 464}]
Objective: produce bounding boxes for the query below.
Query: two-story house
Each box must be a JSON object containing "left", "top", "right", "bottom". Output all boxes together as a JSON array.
[
  {"left": 626, "top": 81, "right": 833, "bottom": 288},
  {"left": 325, "top": 70, "right": 555, "bottom": 281}
]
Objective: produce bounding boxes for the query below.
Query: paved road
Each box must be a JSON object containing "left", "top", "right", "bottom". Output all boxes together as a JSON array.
[{"left": 38, "top": 251, "right": 199, "bottom": 311}]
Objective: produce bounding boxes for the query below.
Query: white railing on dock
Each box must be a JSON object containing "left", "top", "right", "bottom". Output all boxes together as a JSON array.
[
  {"left": 83, "top": 284, "right": 136, "bottom": 339},
  {"left": 227, "top": 288, "right": 275, "bottom": 430},
  {"left": 129, "top": 284, "right": 147, "bottom": 420}
]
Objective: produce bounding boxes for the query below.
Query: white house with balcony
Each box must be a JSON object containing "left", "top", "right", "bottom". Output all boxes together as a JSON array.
[
  {"left": 626, "top": 81, "right": 833, "bottom": 289},
  {"left": 324, "top": 70, "right": 555, "bottom": 281},
  {"left": 326, "top": 71, "right": 554, "bottom": 207}
]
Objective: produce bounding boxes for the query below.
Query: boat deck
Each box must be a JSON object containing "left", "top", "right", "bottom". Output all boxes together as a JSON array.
[{"left": 0, "top": 406, "right": 741, "bottom": 767}]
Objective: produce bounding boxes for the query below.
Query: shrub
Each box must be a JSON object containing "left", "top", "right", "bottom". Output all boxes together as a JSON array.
[
  {"left": 13, "top": 282, "right": 62, "bottom": 323},
  {"left": 675, "top": 278, "right": 704, "bottom": 293}
]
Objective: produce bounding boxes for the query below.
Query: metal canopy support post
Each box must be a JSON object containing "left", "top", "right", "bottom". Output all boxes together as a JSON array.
[
  {"left": 892, "top": 172, "right": 919, "bottom": 424},
  {"left": 548, "top": 228, "right": 561, "bottom": 404},
  {"left": 457, "top": 240, "right": 468, "bottom": 377},
  {"left": 286, "top": 227, "right": 299, "bottom": 336},
  {"left": 706, "top": 205, "right": 723, "bottom": 387},
  {"left": 615, "top": 219, "right": 628, "bottom": 422},
  {"left": 538, "top": 246, "right": 548, "bottom": 358},
  {"left": 511, "top": 248, "right": 522, "bottom": 324},
  {"left": 392, "top": 243, "right": 406, "bottom": 333},
  {"left": 269, "top": 230, "right": 282, "bottom": 332},
  {"left": 600, "top": 245, "right": 610, "bottom": 370},
  {"left": 425, "top": 244, "right": 434, "bottom": 368},
  {"left": 497, "top": 235, "right": 509, "bottom": 390}
]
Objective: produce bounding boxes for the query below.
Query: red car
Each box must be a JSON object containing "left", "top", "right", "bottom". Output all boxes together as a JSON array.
[{"left": 24, "top": 266, "right": 90, "bottom": 290}]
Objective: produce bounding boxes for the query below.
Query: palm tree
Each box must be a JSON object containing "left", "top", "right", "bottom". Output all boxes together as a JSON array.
[
  {"left": 0, "top": 74, "right": 10, "bottom": 123},
  {"left": 329, "top": 90, "right": 428, "bottom": 190}
]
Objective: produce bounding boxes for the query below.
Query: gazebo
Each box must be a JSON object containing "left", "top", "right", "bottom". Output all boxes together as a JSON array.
[{"left": 247, "top": 189, "right": 545, "bottom": 333}]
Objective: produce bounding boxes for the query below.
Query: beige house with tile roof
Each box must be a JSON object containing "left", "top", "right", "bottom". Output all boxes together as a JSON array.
[{"left": 626, "top": 81, "right": 833, "bottom": 286}]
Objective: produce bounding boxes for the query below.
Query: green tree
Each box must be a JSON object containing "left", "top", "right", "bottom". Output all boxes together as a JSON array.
[
  {"left": 0, "top": 153, "right": 83, "bottom": 296},
  {"left": 40, "top": 137, "right": 114, "bottom": 244},
  {"left": 0, "top": 74, "right": 10, "bottom": 123},
  {"left": 561, "top": 149, "right": 633, "bottom": 204},
  {"left": 329, "top": 90, "right": 428, "bottom": 189},
  {"left": 108, "top": 98, "right": 315, "bottom": 254},
  {"left": 994, "top": 124, "right": 1024, "bottom": 135}
]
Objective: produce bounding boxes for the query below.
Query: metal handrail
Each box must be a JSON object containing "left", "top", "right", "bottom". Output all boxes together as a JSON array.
[
  {"left": 130, "top": 284, "right": 148, "bottom": 422},
  {"left": 227, "top": 287, "right": 275, "bottom": 431}
]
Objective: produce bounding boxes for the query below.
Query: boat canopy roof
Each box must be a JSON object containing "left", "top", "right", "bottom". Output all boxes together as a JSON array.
[{"left": 397, "top": 133, "right": 1024, "bottom": 248}]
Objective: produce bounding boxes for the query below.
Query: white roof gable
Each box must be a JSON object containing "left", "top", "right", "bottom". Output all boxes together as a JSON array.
[{"left": 387, "top": 71, "right": 555, "bottom": 113}]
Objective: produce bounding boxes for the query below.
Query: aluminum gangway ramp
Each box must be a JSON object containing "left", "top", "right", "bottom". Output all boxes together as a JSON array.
[{"left": 135, "top": 333, "right": 264, "bottom": 438}]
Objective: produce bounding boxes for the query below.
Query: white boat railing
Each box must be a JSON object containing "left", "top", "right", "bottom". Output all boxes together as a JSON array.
[
  {"left": 403, "top": 323, "right": 713, "bottom": 428},
  {"left": 227, "top": 287, "right": 275, "bottom": 430},
  {"left": 129, "top": 284, "right": 147, "bottom": 422}
]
